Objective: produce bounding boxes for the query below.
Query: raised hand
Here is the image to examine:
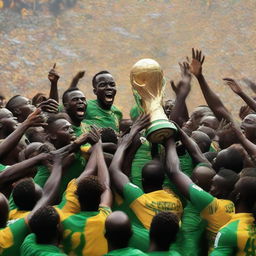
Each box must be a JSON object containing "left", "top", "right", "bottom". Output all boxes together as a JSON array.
[
  {"left": 48, "top": 63, "right": 59, "bottom": 84},
  {"left": 38, "top": 99, "right": 59, "bottom": 113},
  {"left": 24, "top": 108, "right": 47, "bottom": 127},
  {"left": 179, "top": 61, "right": 191, "bottom": 83},
  {"left": 223, "top": 78, "right": 243, "bottom": 94},
  {"left": 188, "top": 48, "right": 205, "bottom": 78},
  {"left": 75, "top": 70, "right": 85, "bottom": 80},
  {"left": 130, "top": 114, "right": 151, "bottom": 135}
]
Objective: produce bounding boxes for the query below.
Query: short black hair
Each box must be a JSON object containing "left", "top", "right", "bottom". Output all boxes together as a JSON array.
[
  {"left": 218, "top": 168, "right": 239, "bottom": 190},
  {"left": 101, "top": 128, "right": 118, "bottom": 144},
  {"left": 76, "top": 175, "right": 104, "bottom": 211},
  {"left": 62, "top": 87, "right": 80, "bottom": 105},
  {"left": 150, "top": 211, "right": 179, "bottom": 248},
  {"left": 5, "top": 95, "right": 21, "bottom": 112},
  {"left": 45, "top": 113, "right": 70, "bottom": 132},
  {"left": 13, "top": 178, "right": 39, "bottom": 211},
  {"left": 29, "top": 206, "right": 60, "bottom": 244},
  {"left": 92, "top": 71, "right": 111, "bottom": 88}
]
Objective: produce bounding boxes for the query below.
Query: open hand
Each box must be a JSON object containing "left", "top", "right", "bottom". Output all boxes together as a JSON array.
[
  {"left": 38, "top": 99, "right": 59, "bottom": 113},
  {"left": 223, "top": 78, "right": 243, "bottom": 94},
  {"left": 188, "top": 48, "right": 205, "bottom": 78}
]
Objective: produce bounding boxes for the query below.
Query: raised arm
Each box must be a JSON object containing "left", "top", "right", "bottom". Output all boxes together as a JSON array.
[
  {"left": 97, "top": 140, "right": 113, "bottom": 207},
  {"left": 178, "top": 125, "right": 211, "bottom": 165},
  {"left": 165, "top": 136, "right": 193, "bottom": 199},
  {"left": 69, "top": 71, "right": 85, "bottom": 88},
  {"left": 189, "top": 48, "right": 230, "bottom": 121},
  {"left": 0, "top": 108, "right": 46, "bottom": 160},
  {"left": 48, "top": 63, "right": 59, "bottom": 103},
  {"left": 169, "top": 62, "right": 191, "bottom": 126},
  {"left": 224, "top": 78, "right": 256, "bottom": 113},
  {"left": 109, "top": 114, "right": 150, "bottom": 195},
  {"left": 0, "top": 153, "right": 49, "bottom": 186}
]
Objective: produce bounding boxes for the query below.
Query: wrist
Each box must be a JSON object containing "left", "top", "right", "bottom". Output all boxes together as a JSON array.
[{"left": 196, "top": 73, "right": 204, "bottom": 80}]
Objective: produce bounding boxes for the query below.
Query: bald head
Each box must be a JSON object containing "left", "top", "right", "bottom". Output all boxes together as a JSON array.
[
  {"left": 105, "top": 211, "right": 132, "bottom": 250},
  {"left": 191, "top": 131, "right": 211, "bottom": 153}
]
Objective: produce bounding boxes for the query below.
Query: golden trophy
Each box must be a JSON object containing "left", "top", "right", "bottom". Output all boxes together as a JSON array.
[{"left": 130, "top": 58, "right": 177, "bottom": 143}]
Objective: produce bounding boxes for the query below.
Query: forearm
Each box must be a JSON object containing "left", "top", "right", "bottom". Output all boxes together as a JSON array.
[
  {"left": 69, "top": 77, "right": 80, "bottom": 88},
  {"left": 197, "top": 74, "right": 230, "bottom": 121},
  {"left": 49, "top": 82, "right": 59, "bottom": 103},
  {"left": 237, "top": 91, "right": 256, "bottom": 113},
  {"left": 0, "top": 153, "right": 46, "bottom": 185}
]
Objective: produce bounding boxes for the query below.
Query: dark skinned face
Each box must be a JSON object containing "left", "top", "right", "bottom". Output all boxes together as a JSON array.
[
  {"left": 94, "top": 73, "right": 117, "bottom": 110},
  {"left": 0, "top": 108, "right": 18, "bottom": 134},
  {"left": 13, "top": 96, "right": 35, "bottom": 122},
  {"left": 65, "top": 90, "right": 87, "bottom": 124},
  {"left": 49, "top": 119, "right": 76, "bottom": 148},
  {"left": 163, "top": 100, "right": 175, "bottom": 118},
  {"left": 209, "top": 174, "right": 227, "bottom": 198},
  {"left": 241, "top": 114, "right": 256, "bottom": 141}
]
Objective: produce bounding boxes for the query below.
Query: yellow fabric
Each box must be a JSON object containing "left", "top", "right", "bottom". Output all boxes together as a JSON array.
[
  {"left": 0, "top": 227, "right": 13, "bottom": 250},
  {"left": 9, "top": 209, "right": 29, "bottom": 221},
  {"left": 201, "top": 198, "right": 235, "bottom": 251},
  {"left": 130, "top": 190, "right": 183, "bottom": 230}
]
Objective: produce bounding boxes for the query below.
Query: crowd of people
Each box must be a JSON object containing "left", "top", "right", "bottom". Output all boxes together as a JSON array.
[{"left": 0, "top": 48, "right": 256, "bottom": 255}]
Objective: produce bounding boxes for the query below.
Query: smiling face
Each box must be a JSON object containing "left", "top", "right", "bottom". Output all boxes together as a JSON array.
[
  {"left": 64, "top": 90, "right": 87, "bottom": 125},
  {"left": 93, "top": 73, "right": 117, "bottom": 110}
]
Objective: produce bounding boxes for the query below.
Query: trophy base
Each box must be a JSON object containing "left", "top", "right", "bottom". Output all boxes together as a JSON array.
[{"left": 145, "top": 119, "right": 177, "bottom": 143}]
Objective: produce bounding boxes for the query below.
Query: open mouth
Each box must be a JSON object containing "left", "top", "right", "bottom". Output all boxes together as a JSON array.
[
  {"left": 104, "top": 92, "right": 114, "bottom": 103},
  {"left": 76, "top": 105, "right": 85, "bottom": 117}
]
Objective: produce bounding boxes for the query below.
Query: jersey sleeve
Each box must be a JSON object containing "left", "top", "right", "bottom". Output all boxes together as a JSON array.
[
  {"left": 210, "top": 221, "right": 238, "bottom": 256},
  {"left": 189, "top": 184, "right": 215, "bottom": 212},
  {"left": 57, "top": 179, "right": 80, "bottom": 214},
  {"left": 33, "top": 165, "right": 50, "bottom": 188},
  {"left": 98, "top": 206, "right": 112, "bottom": 217},
  {"left": 123, "top": 182, "right": 144, "bottom": 205}
]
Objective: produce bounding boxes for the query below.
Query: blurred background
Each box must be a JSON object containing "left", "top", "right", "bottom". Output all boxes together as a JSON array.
[{"left": 0, "top": 0, "right": 255, "bottom": 117}]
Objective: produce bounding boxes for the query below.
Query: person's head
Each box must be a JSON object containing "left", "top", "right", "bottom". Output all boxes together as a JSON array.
[
  {"left": 241, "top": 114, "right": 256, "bottom": 142},
  {"left": 0, "top": 108, "right": 18, "bottom": 137},
  {"left": 6, "top": 95, "right": 35, "bottom": 122},
  {"left": 209, "top": 168, "right": 239, "bottom": 199},
  {"left": 149, "top": 211, "right": 179, "bottom": 251},
  {"left": 101, "top": 128, "right": 118, "bottom": 144},
  {"left": 212, "top": 144, "right": 245, "bottom": 173},
  {"left": 199, "top": 115, "right": 219, "bottom": 130},
  {"left": 45, "top": 113, "right": 75, "bottom": 149},
  {"left": 13, "top": 178, "right": 42, "bottom": 211},
  {"left": 239, "top": 168, "right": 256, "bottom": 178},
  {"left": 191, "top": 131, "right": 211, "bottom": 153},
  {"left": 92, "top": 71, "right": 117, "bottom": 110},
  {"left": 32, "top": 93, "right": 47, "bottom": 107},
  {"left": 191, "top": 165, "right": 216, "bottom": 192},
  {"left": 119, "top": 119, "right": 133, "bottom": 135},
  {"left": 230, "top": 177, "right": 256, "bottom": 215},
  {"left": 105, "top": 211, "right": 133, "bottom": 251},
  {"left": 76, "top": 175, "right": 104, "bottom": 211},
  {"left": 203, "top": 151, "right": 218, "bottom": 165},
  {"left": 0, "top": 193, "right": 9, "bottom": 228},
  {"left": 197, "top": 125, "right": 215, "bottom": 140},
  {"left": 142, "top": 159, "right": 165, "bottom": 193},
  {"left": 62, "top": 88, "right": 87, "bottom": 126},
  {"left": 217, "top": 127, "right": 240, "bottom": 149},
  {"left": 29, "top": 206, "right": 61, "bottom": 245},
  {"left": 184, "top": 106, "right": 213, "bottom": 131},
  {"left": 163, "top": 99, "right": 175, "bottom": 119}
]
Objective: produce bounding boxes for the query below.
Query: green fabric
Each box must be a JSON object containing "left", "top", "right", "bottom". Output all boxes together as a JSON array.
[
  {"left": 129, "top": 223, "right": 149, "bottom": 252},
  {"left": 0, "top": 164, "right": 7, "bottom": 172},
  {"left": 83, "top": 99, "right": 122, "bottom": 132},
  {"left": 189, "top": 184, "right": 214, "bottom": 212},
  {"left": 34, "top": 152, "right": 86, "bottom": 198},
  {"left": 130, "top": 105, "right": 142, "bottom": 121},
  {"left": 171, "top": 202, "right": 207, "bottom": 256},
  {"left": 147, "top": 251, "right": 181, "bottom": 256},
  {"left": 104, "top": 247, "right": 146, "bottom": 255},
  {"left": 21, "top": 233, "right": 66, "bottom": 256},
  {"left": 72, "top": 123, "right": 90, "bottom": 137},
  {"left": 210, "top": 221, "right": 238, "bottom": 256},
  {"left": 123, "top": 183, "right": 144, "bottom": 206},
  {"left": 1, "top": 218, "right": 29, "bottom": 256}
]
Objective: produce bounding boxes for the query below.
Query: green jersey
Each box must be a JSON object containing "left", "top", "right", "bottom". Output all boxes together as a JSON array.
[
  {"left": 0, "top": 218, "right": 29, "bottom": 256},
  {"left": 34, "top": 152, "right": 86, "bottom": 198},
  {"left": 83, "top": 99, "right": 122, "bottom": 132},
  {"left": 0, "top": 164, "right": 7, "bottom": 172},
  {"left": 58, "top": 206, "right": 111, "bottom": 256},
  {"left": 211, "top": 213, "right": 256, "bottom": 256},
  {"left": 104, "top": 247, "right": 146, "bottom": 255},
  {"left": 72, "top": 123, "right": 90, "bottom": 137},
  {"left": 21, "top": 233, "right": 66, "bottom": 256},
  {"left": 147, "top": 251, "right": 181, "bottom": 256}
]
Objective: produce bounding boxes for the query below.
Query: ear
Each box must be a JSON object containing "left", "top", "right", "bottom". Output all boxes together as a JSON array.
[
  {"left": 63, "top": 102, "right": 69, "bottom": 109},
  {"left": 93, "top": 88, "right": 97, "bottom": 95},
  {"left": 13, "top": 108, "right": 21, "bottom": 115},
  {"left": 0, "top": 122, "right": 3, "bottom": 129},
  {"left": 49, "top": 133, "right": 57, "bottom": 141}
]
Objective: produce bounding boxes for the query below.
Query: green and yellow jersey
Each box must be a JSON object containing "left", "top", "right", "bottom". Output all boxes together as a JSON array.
[
  {"left": 83, "top": 99, "right": 122, "bottom": 132},
  {"left": 123, "top": 183, "right": 183, "bottom": 230},
  {"left": 9, "top": 209, "right": 29, "bottom": 221},
  {"left": 211, "top": 213, "right": 256, "bottom": 256},
  {"left": 57, "top": 206, "right": 111, "bottom": 256},
  {"left": 72, "top": 123, "right": 90, "bottom": 138},
  {"left": 104, "top": 247, "right": 146, "bottom": 255},
  {"left": 189, "top": 184, "right": 235, "bottom": 252},
  {"left": 147, "top": 251, "right": 181, "bottom": 256},
  {"left": 21, "top": 233, "right": 67, "bottom": 256},
  {"left": 0, "top": 218, "right": 29, "bottom": 256}
]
